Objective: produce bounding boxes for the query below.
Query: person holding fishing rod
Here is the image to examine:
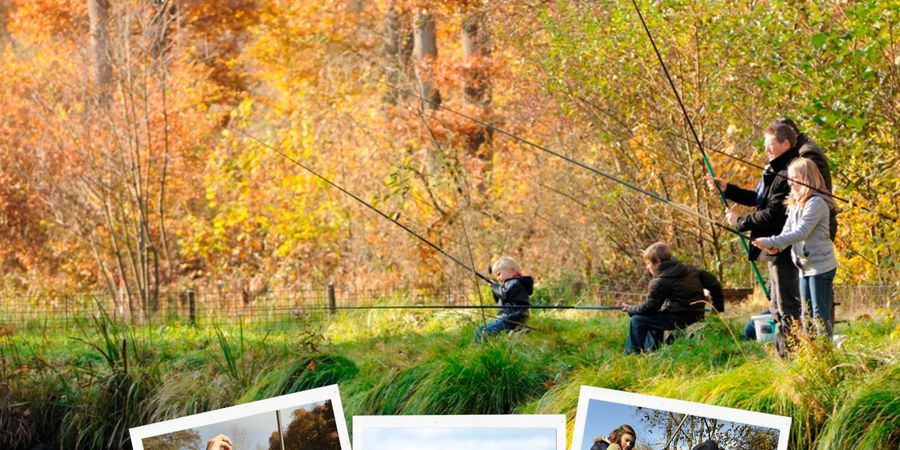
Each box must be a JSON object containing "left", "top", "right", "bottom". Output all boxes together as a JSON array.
[
  {"left": 474, "top": 256, "right": 534, "bottom": 343},
  {"left": 741, "top": 117, "right": 837, "bottom": 340},
  {"left": 620, "top": 242, "right": 724, "bottom": 354},
  {"left": 753, "top": 158, "right": 838, "bottom": 339},
  {"left": 705, "top": 120, "right": 801, "bottom": 356}
]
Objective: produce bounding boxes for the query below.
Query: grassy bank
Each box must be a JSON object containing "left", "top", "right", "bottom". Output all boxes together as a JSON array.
[{"left": 1, "top": 303, "right": 897, "bottom": 449}]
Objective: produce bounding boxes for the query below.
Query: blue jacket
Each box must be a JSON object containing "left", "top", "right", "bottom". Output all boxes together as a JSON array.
[{"left": 491, "top": 276, "right": 533, "bottom": 325}]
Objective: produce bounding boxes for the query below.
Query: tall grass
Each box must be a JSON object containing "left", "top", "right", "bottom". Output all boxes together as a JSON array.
[
  {"left": 59, "top": 307, "right": 159, "bottom": 450},
  {"left": 816, "top": 363, "right": 899, "bottom": 449},
  {"left": 2, "top": 301, "right": 897, "bottom": 449},
  {"left": 403, "top": 339, "right": 550, "bottom": 414},
  {"left": 240, "top": 353, "right": 359, "bottom": 402}
]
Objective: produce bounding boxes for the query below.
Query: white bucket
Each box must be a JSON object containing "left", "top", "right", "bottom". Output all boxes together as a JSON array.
[{"left": 751, "top": 314, "right": 776, "bottom": 343}]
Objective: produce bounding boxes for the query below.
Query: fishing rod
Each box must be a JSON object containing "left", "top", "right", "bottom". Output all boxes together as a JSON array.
[
  {"left": 707, "top": 144, "right": 897, "bottom": 221},
  {"left": 625, "top": 3, "right": 895, "bottom": 223},
  {"left": 233, "top": 128, "right": 493, "bottom": 284},
  {"left": 629, "top": 0, "right": 770, "bottom": 299},
  {"left": 370, "top": 76, "right": 750, "bottom": 240},
  {"left": 288, "top": 304, "right": 627, "bottom": 311}
]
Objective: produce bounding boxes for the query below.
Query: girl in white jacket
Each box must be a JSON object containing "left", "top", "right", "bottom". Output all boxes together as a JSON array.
[{"left": 753, "top": 158, "right": 837, "bottom": 338}]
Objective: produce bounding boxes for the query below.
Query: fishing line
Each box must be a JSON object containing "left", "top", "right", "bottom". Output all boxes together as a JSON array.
[
  {"left": 365, "top": 74, "right": 750, "bottom": 240},
  {"left": 233, "top": 128, "right": 493, "bottom": 284},
  {"left": 630, "top": 0, "right": 770, "bottom": 299}
]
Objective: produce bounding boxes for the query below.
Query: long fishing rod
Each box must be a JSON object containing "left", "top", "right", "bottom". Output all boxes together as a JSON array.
[
  {"left": 372, "top": 77, "right": 749, "bottom": 240},
  {"left": 233, "top": 128, "right": 493, "bottom": 284},
  {"left": 707, "top": 144, "right": 897, "bottom": 221},
  {"left": 626, "top": 4, "right": 895, "bottom": 223},
  {"left": 289, "top": 304, "right": 627, "bottom": 311},
  {"left": 629, "top": 0, "right": 770, "bottom": 299}
]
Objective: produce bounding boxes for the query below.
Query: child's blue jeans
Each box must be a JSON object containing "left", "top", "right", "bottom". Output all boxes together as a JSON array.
[
  {"left": 800, "top": 268, "right": 836, "bottom": 337},
  {"left": 474, "top": 318, "right": 518, "bottom": 343}
]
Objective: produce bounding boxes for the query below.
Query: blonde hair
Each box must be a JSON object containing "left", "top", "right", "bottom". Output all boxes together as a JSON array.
[
  {"left": 786, "top": 158, "right": 832, "bottom": 208},
  {"left": 491, "top": 256, "right": 522, "bottom": 275},
  {"left": 642, "top": 242, "right": 672, "bottom": 264}
]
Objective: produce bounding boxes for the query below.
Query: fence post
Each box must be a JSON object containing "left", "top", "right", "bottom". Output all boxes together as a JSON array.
[
  {"left": 187, "top": 289, "right": 196, "bottom": 326},
  {"left": 327, "top": 283, "right": 336, "bottom": 316}
]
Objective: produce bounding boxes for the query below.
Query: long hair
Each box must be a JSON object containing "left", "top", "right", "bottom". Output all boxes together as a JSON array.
[
  {"left": 609, "top": 424, "right": 636, "bottom": 446},
  {"left": 785, "top": 158, "right": 833, "bottom": 209}
]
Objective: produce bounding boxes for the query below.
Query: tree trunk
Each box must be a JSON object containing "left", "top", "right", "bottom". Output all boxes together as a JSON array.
[
  {"left": 88, "top": 0, "right": 113, "bottom": 102},
  {"left": 413, "top": 9, "right": 440, "bottom": 109},
  {"left": 461, "top": 12, "right": 493, "bottom": 158},
  {"left": 0, "top": 0, "right": 11, "bottom": 46},
  {"left": 383, "top": 1, "right": 401, "bottom": 104}
]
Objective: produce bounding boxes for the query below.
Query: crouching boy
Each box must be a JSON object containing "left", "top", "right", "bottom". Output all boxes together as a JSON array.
[
  {"left": 474, "top": 256, "right": 533, "bottom": 343},
  {"left": 622, "top": 242, "right": 724, "bottom": 354}
]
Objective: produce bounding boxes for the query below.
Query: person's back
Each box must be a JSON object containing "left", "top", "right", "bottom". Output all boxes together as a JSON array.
[
  {"left": 626, "top": 259, "right": 723, "bottom": 326},
  {"left": 493, "top": 275, "right": 533, "bottom": 326},
  {"left": 623, "top": 243, "right": 723, "bottom": 354}
]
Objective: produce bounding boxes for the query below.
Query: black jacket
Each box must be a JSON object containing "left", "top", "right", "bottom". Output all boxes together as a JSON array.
[
  {"left": 796, "top": 134, "right": 838, "bottom": 241},
  {"left": 625, "top": 259, "right": 724, "bottom": 325},
  {"left": 491, "top": 276, "right": 533, "bottom": 325},
  {"left": 692, "top": 440, "right": 721, "bottom": 450},
  {"left": 589, "top": 438, "right": 612, "bottom": 450},
  {"left": 723, "top": 148, "right": 798, "bottom": 261}
]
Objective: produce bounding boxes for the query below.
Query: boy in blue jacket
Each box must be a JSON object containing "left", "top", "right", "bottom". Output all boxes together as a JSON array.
[{"left": 474, "top": 256, "right": 533, "bottom": 343}]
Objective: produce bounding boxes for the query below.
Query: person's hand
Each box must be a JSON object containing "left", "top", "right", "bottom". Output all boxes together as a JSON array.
[
  {"left": 725, "top": 207, "right": 739, "bottom": 226},
  {"left": 619, "top": 303, "right": 629, "bottom": 312},
  {"left": 207, "top": 435, "right": 233, "bottom": 450},
  {"left": 704, "top": 175, "right": 727, "bottom": 192},
  {"left": 751, "top": 239, "right": 765, "bottom": 249}
]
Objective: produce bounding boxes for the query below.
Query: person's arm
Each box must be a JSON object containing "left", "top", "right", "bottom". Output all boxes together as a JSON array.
[
  {"left": 735, "top": 177, "right": 789, "bottom": 232},
  {"left": 625, "top": 278, "right": 666, "bottom": 316},
  {"left": 491, "top": 283, "right": 503, "bottom": 303},
  {"left": 723, "top": 182, "right": 759, "bottom": 207},
  {"left": 698, "top": 270, "right": 725, "bottom": 312},
  {"left": 757, "top": 197, "right": 828, "bottom": 249}
]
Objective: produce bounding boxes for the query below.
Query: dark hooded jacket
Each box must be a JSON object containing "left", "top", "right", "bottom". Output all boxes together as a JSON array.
[
  {"left": 796, "top": 134, "right": 838, "bottom": 241},
  {"left": 691, "top": 440, "right": 721, "bottom": 450},
  {"left": 625, "top": 259, "right": 724, "bottom": 325},
  {"left": 723, "top": 147, "right": 799, "bottom": 262},
  {"left": 491, "top": 276, "right": 533, "bottom": 325}
]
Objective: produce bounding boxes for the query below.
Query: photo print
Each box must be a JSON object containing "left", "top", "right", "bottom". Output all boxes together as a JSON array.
[
  {"left": 571, "top": 387, "right": 792, "bottom": 450},
  {"left": 129, "top": 385, "right": 351, "bottom": 450},
  {"left": 352, "top": 414, "right": 567, "bottom": 450}
]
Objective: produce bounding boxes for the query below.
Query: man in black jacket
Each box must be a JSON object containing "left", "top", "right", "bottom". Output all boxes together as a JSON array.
[
  {"left": 705, "top": 121, "right": 801, "bottom": 356},
  {"left": 622, "top": 242, "right": 724, "bottom": 354}
]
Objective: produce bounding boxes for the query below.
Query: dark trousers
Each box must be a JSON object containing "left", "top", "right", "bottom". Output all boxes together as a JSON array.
[
  {"left": 768, "top": 260, "right": 801, "bottom": 356},
  {"left": 624, "top": 311, "right": 676, "bottom": 354}
]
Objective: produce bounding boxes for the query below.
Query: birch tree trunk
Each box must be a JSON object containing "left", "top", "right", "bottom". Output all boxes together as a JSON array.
[
  {"left": 88, "top": 0, "right": 113, "bottom": 102},
  {"left": 413, "top": 9, "right": 440, "bottom": 109}
]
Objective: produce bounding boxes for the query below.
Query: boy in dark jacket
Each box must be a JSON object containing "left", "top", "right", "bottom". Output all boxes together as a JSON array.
[
  {"left": 622, "top": 242, "right": 724, "bottom": 354},
  {"left": 474, "top": 256, "right": 533, "bottom": 343}
]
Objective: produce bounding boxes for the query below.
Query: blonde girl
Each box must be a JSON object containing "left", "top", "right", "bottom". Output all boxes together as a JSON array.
[{"left": 753, "top": 158, "right": 837, "bottom": 337}]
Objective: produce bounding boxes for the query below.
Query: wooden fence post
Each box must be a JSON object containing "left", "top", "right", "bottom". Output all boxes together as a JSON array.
[
  {"left": 187, "top": 289, "right": 196, "bottom": 326},
  {"left": 327, "top": 283, "right": 336, "bottom": 316}
]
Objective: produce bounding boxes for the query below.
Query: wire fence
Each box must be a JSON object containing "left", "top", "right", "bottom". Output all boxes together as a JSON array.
[{"left": 0, "top": 283, "right": 894, "bottom": 332}]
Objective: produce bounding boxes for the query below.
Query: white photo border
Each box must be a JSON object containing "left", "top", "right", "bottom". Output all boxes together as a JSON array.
[
  {"left": 352, "top": 414, "right": 567, "bottom": 450},
  {"left": 129, "top": 384, "right": 351, "bottom": 450},
  {"left": 571, "top": 386, "right": 792, "bottom": 450}
]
